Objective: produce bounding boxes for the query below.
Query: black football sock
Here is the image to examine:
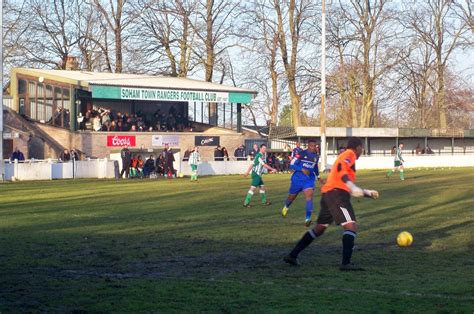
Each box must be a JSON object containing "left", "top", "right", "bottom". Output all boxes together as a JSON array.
[
  {"left": 289, "top": 229, "right": 317, "bottom": 258},
  {"left": 342, "top": 230, "right": 356, "bottom": 265}
]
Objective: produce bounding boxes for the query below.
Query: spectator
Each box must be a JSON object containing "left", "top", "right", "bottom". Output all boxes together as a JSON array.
[
  {"left": 137, "top": 117, "right": 145, "bottom": 130},
  {"left": 248, "top": 143, "right": 259, "bottom": 160},
  {"left": 130, "top": 154, "right": 139, "bottom": 177},
  {"left": 283, "top": 153, "right": 291, "bottom": 172},
  {"left": 77, "top": 112, "right": 85, "bottom": 130},
  {"left": 92, "top": 115, "right": 102, "bottom": 131},
  {"left": 415, "top": 143, "right": 423, "bottom": 155},
  {"left": 84, "top": 109, "right": 93, "bottom": 130},
  {"left": 176, "top": 114, "right": 186, "bottom": 131},
  {"left": 70, "top": 148, "right": 79, "bottom": 161},
  {"left": 52, "top": 108, "right": 62, "bottom": 126},
  {"left": 136, "top": 155, "right": 144, "bottom": 177},
  {"left": 275, "top": 154, "right": 283, "bottom": 172},
  {"left": 102, "top": 120, "right": 112, "bottom": 132},
  {"left": 183, "top": 148, "right": 191, "bottom": 161},
  {"left": 214, "top": 145, "right": 224, "bottom": 161},
  {"left": 155, "top": 154, "right": 165, "bottom": 176},
  {"left": 10, "top": 147, "right": 25, "bottom": 162},
  {"left": 390, "top": 145, "right": 397, "bottom": 155},
  {"left": 120, "top": 145, "right": 132, "bottom": 178},
  {"left": 267, "top": 153, "right": 274, "bottom": 168},
  {"left": 338, "top": 146, "right": 346, "bottom": 155},
  {"left": 291, "top": 142, "right": 303, "bottom": 158},
  {"left": 234, "top": 145, "right": 246, "bottom": 160},
  {"left": 162, "top": 144, "right": 175, "bottom": 178},
  {"left": 425, "top": 145, "right": 434, "bottom": 154},
  {"left": 143, "top": 155, "right": 156, "bottom": 177},
  {"left": 222, "top": 147, "right": 230, "bottom": 161},
  {"left": 59, "top": 149, "right": 71, "bottom": 162},
  {"left": 122, "top": 118, "right": 131, "bottom": 131},
  {"left": 100, "top": 109, "right": 111, "bottom": 124},
  {"left": 167, "top": 114, "right": 176, "bottom": 131}
]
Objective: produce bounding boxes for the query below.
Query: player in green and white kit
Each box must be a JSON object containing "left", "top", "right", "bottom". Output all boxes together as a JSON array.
[
  {"left": 243, "top": 144, "right": 277, "bottom": 207},
  {"left": 387, "top": 143, "right": 405, "bottom": 180},
  {"left": 188, "top": 146, "right": 200, "bottom": 182}
]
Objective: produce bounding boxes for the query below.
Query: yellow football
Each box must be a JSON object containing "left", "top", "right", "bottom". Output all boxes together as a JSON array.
[{"left": 397, "top": 231, "right": 413, "bottom": 247}]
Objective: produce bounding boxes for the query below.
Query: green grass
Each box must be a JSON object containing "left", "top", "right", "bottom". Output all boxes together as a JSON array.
[{"left": 0, "top": 168, "right": 473, "bottom": 312}]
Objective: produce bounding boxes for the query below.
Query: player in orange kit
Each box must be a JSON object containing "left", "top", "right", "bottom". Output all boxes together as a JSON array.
[{"left": 284, "top": 137, "right": 379, "bottom": 271}]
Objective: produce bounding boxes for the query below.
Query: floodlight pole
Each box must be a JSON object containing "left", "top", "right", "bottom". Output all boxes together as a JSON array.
[
  {"left": 0, "top": 0, "right": 4, "bottom": 181},
  {"left": 320, "top": 0, "right": 327, "bottom": 171}
]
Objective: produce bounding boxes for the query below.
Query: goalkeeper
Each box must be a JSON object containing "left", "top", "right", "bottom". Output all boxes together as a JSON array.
[{"left": 284, "top": 137, "right": 379, "bottom": 271}]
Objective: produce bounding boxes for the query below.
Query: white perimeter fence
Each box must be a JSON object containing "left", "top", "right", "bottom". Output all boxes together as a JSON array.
[
  {"left": 2, "top": 154, "right": 474, "bottom": 181},
  {"left": 4, "top": 159, "right": 116, "bottom": 181}
]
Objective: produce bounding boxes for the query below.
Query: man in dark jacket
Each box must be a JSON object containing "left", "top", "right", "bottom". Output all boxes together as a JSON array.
[
  {"left": 10, "top": 147, "right": 25, "bottom": 161},
  {"left": 234, "top": 145, "right": 246, "bottom": 161},
  {"left": 248, "top": 143, "right": 259, "bottom": 160},
  {"left": 214, "top": 145, "right": 224, "bottom": 161},
  {"left": 143, "top": 155, "right": 156, "bottom": 177},
  {"left": 162, "top": 144, "right": 175, "bottom": 177},
  {"left": 120, "top": 145, "right": 132, "bottom": 178}
]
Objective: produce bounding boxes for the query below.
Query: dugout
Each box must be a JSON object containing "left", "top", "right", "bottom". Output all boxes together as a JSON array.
[{"left": 7, "top": 68, "right": 259, "bottom": 160}]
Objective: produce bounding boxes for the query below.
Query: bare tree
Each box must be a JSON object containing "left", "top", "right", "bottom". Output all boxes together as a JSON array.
[
  {"left": 273, "top": 0, "right": 303, "bottom": 127},
  {"left": 407, "top": 0, "right": 471, "bottom": 129},
  {"left": 73, "top": 0, "right": 110, "bottom": 71},
  {"left": 238, "top": 0, "right": 282, "bottom": 126},
  {"left": 24, "top": 0, "right": 80, "bottom": 69},
  {"left": 3, "top": 0, "right": 32, "bottom": 76},
  {"left": 92, "top": 0, "right": 145, "bottom": 73},
  {"left": 131, "top": 0, "right": 197, "bottom": 76},
  {"left": 327, "top": 0, "right": 404, "bottom": 127}
]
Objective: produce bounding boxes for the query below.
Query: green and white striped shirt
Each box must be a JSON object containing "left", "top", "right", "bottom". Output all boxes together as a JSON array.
[
  {"left": 394, "top": 147, "right": 404, "bottom": 162},
  {"left": 188, "top": 151, "right": 200, "bottom": 165},
  {"left": 252, "top": 152, "right": 266, "bottom": 176}
]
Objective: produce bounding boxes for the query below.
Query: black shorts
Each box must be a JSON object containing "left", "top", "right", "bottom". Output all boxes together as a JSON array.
[{"left": 317, "top": 189, "right": 356, "bottom": 226}]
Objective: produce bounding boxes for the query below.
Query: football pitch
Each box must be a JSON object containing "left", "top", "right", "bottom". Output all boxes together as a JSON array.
[{"left": 0, "top": 168, "right": 473, "bottom": 312}]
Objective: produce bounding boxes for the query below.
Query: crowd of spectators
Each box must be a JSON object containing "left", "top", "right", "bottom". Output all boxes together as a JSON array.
[
  {"left": 120, "top": 144, "right": 177, "bottom": 179},
  {"left": 414, "top": 143, "right": 434, "bottom": 154},
  {"left": 59, "top": 148, "right": 79, "bottom": 162},
  {"left": 78, "top": 107, "right": 192, "bottom": 132},
  {"left": 10, "top": 147, "right": 82, "bottom": 162},
  {"left": 266, "top": 152, "right": 291, "bottom": 172},
  {"left": 212, "top": 143, "right": 291, "bottom": 171},
  {"left": 214, "top": 145, "right": 230, "bottom": 161}
]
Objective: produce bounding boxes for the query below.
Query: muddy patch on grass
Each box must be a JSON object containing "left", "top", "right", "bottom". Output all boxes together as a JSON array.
[{"left": 28, "top": 243, "right": 389, "bottom": 282}]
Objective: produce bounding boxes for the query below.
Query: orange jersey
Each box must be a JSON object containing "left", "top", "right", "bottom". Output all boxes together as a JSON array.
[{"left": 321, "top": 149, "right": 357, "bottom": 193}]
